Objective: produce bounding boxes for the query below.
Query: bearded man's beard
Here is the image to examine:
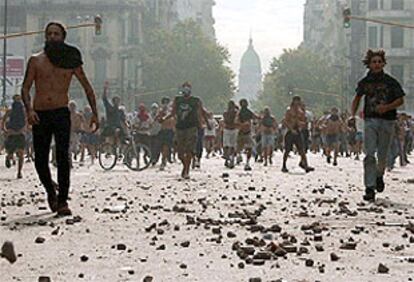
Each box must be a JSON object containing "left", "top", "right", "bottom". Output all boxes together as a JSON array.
[{"left": 44, "top": 41, "right": 83, "bottom": 69}]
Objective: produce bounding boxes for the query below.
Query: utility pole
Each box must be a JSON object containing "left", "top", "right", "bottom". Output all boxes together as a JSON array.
[{"left": 2, "top": 0, "right": 8, "bottom": 107}]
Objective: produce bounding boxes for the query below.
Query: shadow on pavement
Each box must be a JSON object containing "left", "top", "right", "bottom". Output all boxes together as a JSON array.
[
  {"left": 375, "top": 198, "right": 414, "bottom": 210},
  {"left": 1, "top": 212, "right": 59, "bottom": 229}
]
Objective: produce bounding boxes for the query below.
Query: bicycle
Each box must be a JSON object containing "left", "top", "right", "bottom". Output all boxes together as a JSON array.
[{"left": 98, "top": 129, "right": 152, "bottom": 171}]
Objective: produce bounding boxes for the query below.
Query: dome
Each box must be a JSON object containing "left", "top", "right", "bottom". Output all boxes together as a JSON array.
[
  {"left": 237, "top": 36, "right": 263, "bottom": 102},
  {"left": 240, "top": 38, "right": 262, "bottom": 73}
]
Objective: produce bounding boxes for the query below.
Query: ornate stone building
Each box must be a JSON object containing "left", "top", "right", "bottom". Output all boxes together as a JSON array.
[
  {"left": 2, "top": 0, "right": 145, "bottom": 109},
  {"left": 144, "top": 0, "right": 216, "bottom": 39},
  {"left": 303, "top": 0, "right": 414, "bottom": 112},
  {"left": 175, "top": 0, "right": 216, "bottom": 39},
  {"left": 236, "top": 37, "right": 262, "bottom": 103},
  {"left": 1, "top": 0, "right": 216, "bottom": 109}
]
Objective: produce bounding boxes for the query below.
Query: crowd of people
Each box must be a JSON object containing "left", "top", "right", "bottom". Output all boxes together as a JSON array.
[
  {"left": 1, "top": 84, "right": 412, "bottom": 179},
  {"left": 0, "top": 21, "right": 412, "bottom": 215}
]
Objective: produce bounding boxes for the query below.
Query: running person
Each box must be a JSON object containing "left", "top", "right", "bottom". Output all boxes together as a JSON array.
[
  {"left": 2, "top": 95, "right": 27, "bottom": 179},
  {"left": 236, "top": 99, "right": 258, "bottom": 171},
  {"left": 69, "top": 100, "right": 85, "bottom": 167},
  {"left": 260, "top": 106, "right": 277, "bottom": 166},
  {"left": 282, "top": 96, "right": 314, "bottom": 173},
  {"left": 167, "top": 82, "right": 206, "bottom": 179},
  {"left": 323, "top": 107, "right": 343, "bottom": 166},
  {"left": 22, "top": 22, "right": 99, "bottom": 216},
  {"left": 351, "top": 49, "right": 405, "bottom": 202},
  {"left": 157, "top": 97, "right": 175, "bottom": 171},
  {"left": 80, "top": 106, "right": 99, "bottom": 165},
  {"left": 223, "top": 101, "right": 238, "bottom": 168},
  {"left": 204, "top": 112, "right": 217, "bottom": 158}
]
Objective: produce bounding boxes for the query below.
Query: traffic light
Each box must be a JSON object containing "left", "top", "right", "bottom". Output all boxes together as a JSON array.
[
  {"left": 343, "top": 8, "right": 351, "bottom": 28},
  {"left": 94, "top": 15, "right": 103, "bottom": 35},
  {"left": 288, "top": 85, "right": 294, "bottom": 96}
]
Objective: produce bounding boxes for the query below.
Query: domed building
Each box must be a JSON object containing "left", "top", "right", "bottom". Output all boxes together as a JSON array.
[{"left": 236, "top": 37, "right": 263, "bottom": 103}]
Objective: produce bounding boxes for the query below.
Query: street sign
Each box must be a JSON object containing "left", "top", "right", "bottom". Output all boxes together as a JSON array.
[{"left": 0, "top": 56, "right": 25, "bottom": 105}]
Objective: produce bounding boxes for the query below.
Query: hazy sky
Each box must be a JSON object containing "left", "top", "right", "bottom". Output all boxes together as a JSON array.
[{"left": 214, "top": 0, "right": 306, "bottom": 76}]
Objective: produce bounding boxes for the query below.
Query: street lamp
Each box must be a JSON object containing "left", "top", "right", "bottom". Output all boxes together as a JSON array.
[{"left": 2, "top": 0, "right": 8, "bottom": 107}]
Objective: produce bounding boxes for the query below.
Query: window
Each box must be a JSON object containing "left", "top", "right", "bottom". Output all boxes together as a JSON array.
[
  {"left": 94, "top": 59, "right": 107, "bottom": 85},
  {"left": 391, "top": 27, "right": 404, "bottom": 48},
  {"left": 368, "top": 0, "right": 378, "bottom": 10},
  {"left": 391, "top": 65, "right": 404, "bottom": 83},
  {"left": 391, "top": 0, "right": 404, "bottom": 10},
  {"left": 368, "top": 26, "right": 378, "bottom": 48}
]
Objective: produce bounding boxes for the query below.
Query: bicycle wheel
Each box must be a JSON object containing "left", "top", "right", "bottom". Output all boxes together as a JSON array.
[
  {"left": 98, "top": 142, "right": 117, "bottom": 171},
  {"left": 124, "top": 143, "right": 152, "bottom": 171}
]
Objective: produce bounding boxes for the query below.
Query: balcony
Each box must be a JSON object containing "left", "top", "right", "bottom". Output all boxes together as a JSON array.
[{"left": 366, "top": 10, "right": 413, "bottom": 19}]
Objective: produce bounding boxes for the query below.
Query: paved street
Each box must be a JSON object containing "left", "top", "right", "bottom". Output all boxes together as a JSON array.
[{"left": 1, "top": 152, "right": 414, "bottom": 282}]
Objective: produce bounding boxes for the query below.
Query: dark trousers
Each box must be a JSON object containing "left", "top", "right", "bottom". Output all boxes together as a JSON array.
[
  {"left": 33, "top": 107, "right": 71, "bottom": 206},
  {"left": 150, "top": 134, "right": 161, "bottom": 164},
  {"left": 196, "top": 128, "right": 205, "bottom": 159}
]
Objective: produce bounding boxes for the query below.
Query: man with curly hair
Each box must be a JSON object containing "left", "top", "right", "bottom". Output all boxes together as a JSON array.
[{"left": 351, "top": 49, "right": 405, "bottom": 202}]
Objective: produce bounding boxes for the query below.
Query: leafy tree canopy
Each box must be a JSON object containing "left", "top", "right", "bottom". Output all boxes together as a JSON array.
[
  {"left": 256, "top": 48, "right": 344, "bottom": 119},
  {"left": 139, "top": 20, "right": 236, "bottom": 112}
]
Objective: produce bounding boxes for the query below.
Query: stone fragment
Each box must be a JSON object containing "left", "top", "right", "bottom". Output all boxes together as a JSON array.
[
  {"left": 340, "top": 242, "right": 357, "bottom": 250},
  {"left": 180, "top": 241, "right": 190, "bottom": 248},
  {"left": 253, "top": 252, "right": 271, "bottom": 260},
  {"left": 117, "top": 244, "right": 127, "bottom": 251},
  {"left": 156, "top": 244, "right": 166, "bottom": 250},
  {"left": 35, "top": 237, "right": 46, "bottom": 244},
  {"left": 378, "top": 263, "right": 389, "bottom": 274},
  {"left": 330, "top": 253, "right": 340, "bottom": 261},
  {"left": 305, "top": 259, "right": 314, "bottom": 267},
  {"left": 1, "top": 241, "right": 17, "bottom": 264},
  {"left": 143, "top": 276, "right": 153, "bottom": 282},
  {"left": 227, "top": 231, "right": 237, "bottom": 238}
]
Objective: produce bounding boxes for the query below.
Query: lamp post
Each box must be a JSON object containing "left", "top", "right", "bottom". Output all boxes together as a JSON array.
[{"left": 2, "top": 0, "right": 8, "bottom": 107}]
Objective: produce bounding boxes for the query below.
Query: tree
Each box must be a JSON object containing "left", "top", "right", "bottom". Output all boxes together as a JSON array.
[
  {"left": 257, "top": 48, "right": 343, "bottom": 119},
  {"left": 138, "top": 20, "right": 236, "bottom": 112}
]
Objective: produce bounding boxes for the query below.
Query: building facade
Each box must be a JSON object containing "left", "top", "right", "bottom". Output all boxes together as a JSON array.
[
  {"left": 175, "top": 0, "right": 216, "bottom": 39},
  {"left": 236, "top": 37, "right": 262, "bottom": 103},
  {"left": 303, "top": 0, "right": 414, "bottom": 112},
  {"left": 1, "top": 0, "right": 145, "bottom": 109},
  {"left": 364, "top": 0, "right": 414, "bottom": 111},
  {"left": 143, "top": 0, "right": 215, "bottom": 39}
]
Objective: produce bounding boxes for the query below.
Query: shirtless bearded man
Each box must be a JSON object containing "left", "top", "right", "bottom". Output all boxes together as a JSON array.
[{"left": 22, "top": 22, "right": 99, "bottom": 216}]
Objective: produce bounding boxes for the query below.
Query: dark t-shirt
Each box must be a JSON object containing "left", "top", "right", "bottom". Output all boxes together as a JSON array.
[
  {"left": 261, "top": 115, "right": 274, "bottom": 128},
  {"left": 238, "top": 107, "right": 254, "bottom": 123},
  {"left": 103, "top": 96, "right": 123, "bottom": 128},
  {"left": 175, "top": 96, "right": 200, "bottom": 130},
  {"left": 356, "top": 71, "right": 405, "bottom": 120},
  {"left": 7, "top": 102, "right": 26, "bottom": 131}
]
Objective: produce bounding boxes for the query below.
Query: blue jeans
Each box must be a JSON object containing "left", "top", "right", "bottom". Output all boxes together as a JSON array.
[{"left": 363, "top": 118, "right": 395, "bottom": 191}]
